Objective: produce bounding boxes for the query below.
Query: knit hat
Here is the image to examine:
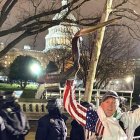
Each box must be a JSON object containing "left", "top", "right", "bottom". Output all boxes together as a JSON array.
[{"left": 101, "top": 90, "right": 120, "bottom": 102}]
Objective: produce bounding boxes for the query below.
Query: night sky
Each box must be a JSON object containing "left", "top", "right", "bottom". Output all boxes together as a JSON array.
[{"left": 1, "top": 0, "right": 140, "bottom": 57}]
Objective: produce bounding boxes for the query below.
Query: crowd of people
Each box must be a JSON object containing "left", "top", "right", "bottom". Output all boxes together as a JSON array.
[{"left": 1, "top": 89, "right": 140, "bottom": 140}]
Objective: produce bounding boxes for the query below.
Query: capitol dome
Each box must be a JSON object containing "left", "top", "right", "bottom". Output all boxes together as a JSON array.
[{"left": 43, "top": 0, "right": 80, "bottom": 52}]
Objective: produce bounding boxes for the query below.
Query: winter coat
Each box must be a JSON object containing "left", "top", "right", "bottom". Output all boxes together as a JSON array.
[
  {"left": 35, "top": 114, "right": 67, "bottom": 140},
  {"left": 120, "top": 108, "right": 140, "bottom": 140},
  {"left": 0, "top": 108, "right": 30, "bottom": 140},
  {"left": 0, "top": 116, "right": 8, "bottom": 140}
]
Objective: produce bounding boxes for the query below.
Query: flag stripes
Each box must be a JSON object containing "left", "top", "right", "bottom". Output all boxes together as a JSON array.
[
  {"left": 63, "top": 80, "right": 87, "bottom": 126},
  {"left": 96, "top": 119, "right": 104, "bottom": 136}
]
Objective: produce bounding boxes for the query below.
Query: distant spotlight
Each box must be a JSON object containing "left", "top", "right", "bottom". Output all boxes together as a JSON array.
[
  {"left": 30, "top": 63, "right": 41, "bottom": 75},
  {"left": 125, "top": 76, "right": 133, "bottom": 83}
]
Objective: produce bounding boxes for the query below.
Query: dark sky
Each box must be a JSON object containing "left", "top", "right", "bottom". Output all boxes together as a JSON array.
[
  {"left": 1, "top": 0, "right": 105, "bottom": 51},
  {"left": 1, "top": 0, "right": 140, "bottom": 56}
]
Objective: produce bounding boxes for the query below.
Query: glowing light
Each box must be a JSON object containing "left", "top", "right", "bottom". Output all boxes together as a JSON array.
[
  {"left": 125, "top": 76, "right": 133, "bottom": 83},
  {"left": 30, "top": 63, "right": 41, "bottom": 75},
  {"left": 115, "top": 80, "right": 119, "bottom": 84}
]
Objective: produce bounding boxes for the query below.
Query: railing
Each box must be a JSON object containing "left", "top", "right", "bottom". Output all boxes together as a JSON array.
[
  {"left": 19, "top": 87, "right": 133, "bottom": 114},
  {"left": 59, "top": 87, "right": 133, "bottom": 108},
  {"left": 19, "top": 102, "right": 47, "bottom": 113},
  {"left": 18, "top": 102, "right": 49, "bottom": 120}
]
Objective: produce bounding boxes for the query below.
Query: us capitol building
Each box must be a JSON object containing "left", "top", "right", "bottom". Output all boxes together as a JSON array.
[{"left": 0, "top": 0, "right": 79, "bottom": 71}]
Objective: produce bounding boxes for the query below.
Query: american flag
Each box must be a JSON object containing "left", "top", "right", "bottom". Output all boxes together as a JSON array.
[
  {"left": 63, "top": 80, "right": 87, "bottom": 126},
  {"left": 63, "top": 79, "right": 104, "bottom": 138},
  {"left": 86, "top": 109, "right": 104, "bottom": 138}
]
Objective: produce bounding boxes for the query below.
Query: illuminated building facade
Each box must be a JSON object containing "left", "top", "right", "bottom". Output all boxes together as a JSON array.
[{"left": 0, "top": 48, "right": 48, "bottom": 69}]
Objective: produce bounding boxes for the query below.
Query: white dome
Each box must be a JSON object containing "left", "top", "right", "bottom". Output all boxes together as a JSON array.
[{"left": 44, "top": 0, "right": 80, "bottom": 52}]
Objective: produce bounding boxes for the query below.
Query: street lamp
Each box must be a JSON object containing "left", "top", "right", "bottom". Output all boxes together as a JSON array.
[
  {"left": 30, "top": 63, "right": 41, "bottom": 76},
  {"left": 125, "top": 75, "right": 133, "bottom": 83}
]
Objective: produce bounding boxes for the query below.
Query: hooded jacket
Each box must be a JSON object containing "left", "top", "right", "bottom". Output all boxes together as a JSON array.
[
  {"left": 0, "top": 102, "right": 30, "bottom": 140},
  {"left": 35, "top": 105, "right": 67, "bottom": 140}
]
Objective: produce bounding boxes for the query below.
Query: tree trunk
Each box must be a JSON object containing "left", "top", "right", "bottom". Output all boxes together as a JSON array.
[
  {"left": 20, "top": 80, "right": 27, "bottom": 89},
  {"left": 84, "top": 0, "right": 113, "bottom": 102}
]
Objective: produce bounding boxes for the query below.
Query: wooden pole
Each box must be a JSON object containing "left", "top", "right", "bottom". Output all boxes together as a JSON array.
[{"left": 84, "top": 0, "right": 113, "bottom": 102}]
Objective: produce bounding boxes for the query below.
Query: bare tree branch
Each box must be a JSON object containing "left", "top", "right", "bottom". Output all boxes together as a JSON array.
[
  {"left": 0, "top": 0, "right": 140, "bottom": 60},
  {"left": 109, "top": 24, "right": 140, "bottom": 41},
  {"left": 0, "top": 0, "right": 18, "bottom": 27}
]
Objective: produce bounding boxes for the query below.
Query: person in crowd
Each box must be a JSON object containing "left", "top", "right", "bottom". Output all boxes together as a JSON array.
[
  {"left": 0, "top": 91, "right": 30, "bottom": 140},
  {"left": 114, "top": 97, "right": 128, "bottom": 132},
  {"left": 119, "top": 97, "right": 128, "bottom": 112},
  {"left": 130, "top": 104, "right": 140, "bottom": 138},
  {"left": 35, "top": 98, "right": 67, "bottom": 140},
  {"left": 0, "top": 97, "right": 7, "bottom": 140},
  {"left": 63, "top": 80, "right": 140, "bottom": 140},
  {"left": 70, "top": 119, "right": 85, "bottom": 140},
  {"left": 0, "top": 116, "right": 7, "bottom": 140},
  {"left": 70, "top": 101, "right": 93, "bottom": 140}
]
